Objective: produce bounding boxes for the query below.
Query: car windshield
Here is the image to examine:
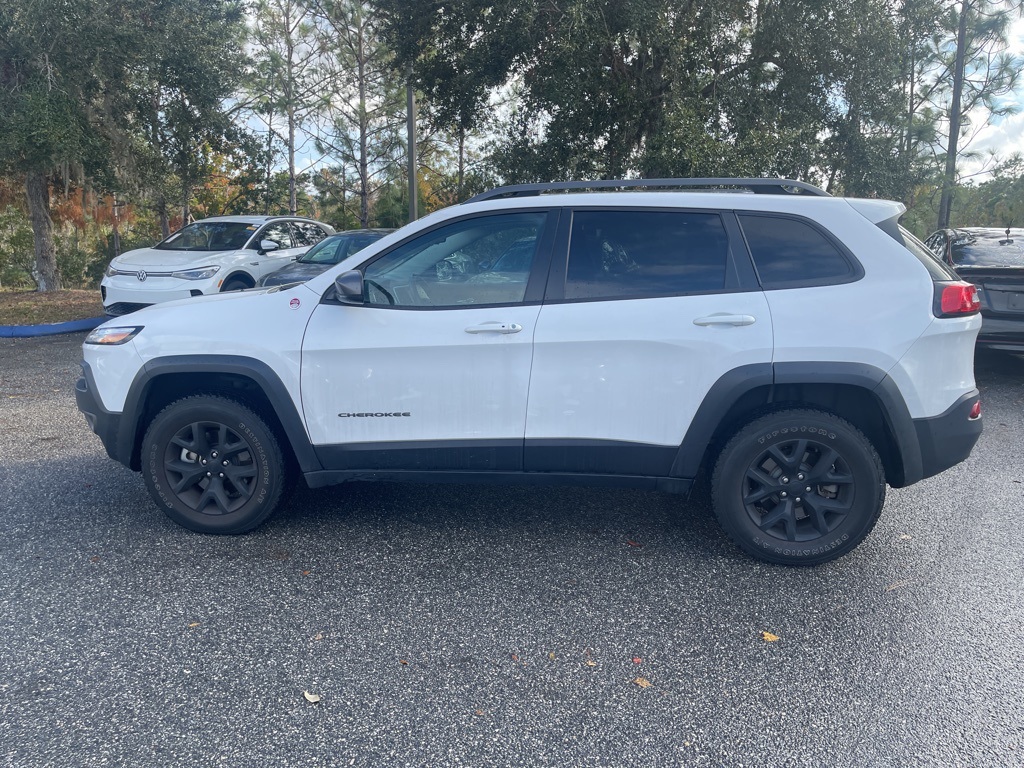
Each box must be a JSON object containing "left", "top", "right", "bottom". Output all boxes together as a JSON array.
[
  {"left": 154, "top": 221, "right": 255, "bottom": 251},
  {"left": 298, "top": 233, "right": 385, "bottom": 264}
]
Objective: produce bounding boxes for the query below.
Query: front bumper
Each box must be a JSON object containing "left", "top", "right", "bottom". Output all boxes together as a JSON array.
[
  {"left": 75, "top": 363, "right": 131, "bottom": 469},
  {"left": 101, "top": 274, "right": 213, "bottom": 313}
]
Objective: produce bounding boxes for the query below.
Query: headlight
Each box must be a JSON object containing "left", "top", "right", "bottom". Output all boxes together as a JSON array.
[
  {"left": 84, "top": 326, "right": 144, "bottom": 345},
  {"left": 104, "top": 263, "right": 118, "bottom": 277},
  {"left": 171, "top": 266, "right": 220, "bottom": 280}
]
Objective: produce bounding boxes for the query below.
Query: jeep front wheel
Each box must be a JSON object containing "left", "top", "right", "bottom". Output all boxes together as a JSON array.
[
  {"left": 711, "top": 409, "right": 885, "bottom": 566},
  {"left": 141, "top": 395, "right": 285, "bottom": 534}
]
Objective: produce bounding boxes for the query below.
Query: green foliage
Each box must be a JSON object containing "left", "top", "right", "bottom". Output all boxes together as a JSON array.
[{"left": 0, "top": 207, "right": 35, "bottom": 288}]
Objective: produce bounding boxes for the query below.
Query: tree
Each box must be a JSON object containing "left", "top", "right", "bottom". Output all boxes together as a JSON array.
[
  {"left": 248, "top": 0, "right": 327, "bottom": 215},
  {"left": 128, "top": 0, "right": 248, "bottom": 234},
  {"left": 310, "top": 0, "right": 405, "bottom": 227},
  {"left": 375, "top": 0, "right": 915, "bottom": 194},
  {"left": 925, "top": 1, "right": 1022, "bottom": 228},
  {"left": 0, "top": 0, "right": 246, "bottom": 290}
]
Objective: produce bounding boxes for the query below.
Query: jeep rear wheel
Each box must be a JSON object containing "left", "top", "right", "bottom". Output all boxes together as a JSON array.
[
  {"left": 711, "top": 409, "right": 885, "bottom": 566},
  {"left": 142, "top": 395, "right": 285, "bottom": 534}
]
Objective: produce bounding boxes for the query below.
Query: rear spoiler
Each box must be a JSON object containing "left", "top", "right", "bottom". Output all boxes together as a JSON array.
[{"left": 845, "top": 199, "right": 907, "bottom": 241}]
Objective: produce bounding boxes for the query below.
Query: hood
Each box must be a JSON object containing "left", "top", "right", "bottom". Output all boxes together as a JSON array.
[{"left": 113, "top": 246, "right": 237, "bottom": 269}]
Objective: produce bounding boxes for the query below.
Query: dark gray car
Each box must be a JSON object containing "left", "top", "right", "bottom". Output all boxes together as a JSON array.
[
  {"left": 925, "top": 227, "right": 1024, "bottom": 352},
  {"left": 258, "top": 228, "right": 393, "bottom": 287}
]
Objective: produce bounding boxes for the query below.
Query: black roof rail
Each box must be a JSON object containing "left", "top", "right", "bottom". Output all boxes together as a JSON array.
[{"left": 464, "top": 177, "right": 830, "bottom": 203}]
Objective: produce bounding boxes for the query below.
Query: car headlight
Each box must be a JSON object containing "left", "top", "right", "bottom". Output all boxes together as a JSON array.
[
  {"left": 171, "top": 266, "right": 220, "bottom": 280},
  {"left": 104, "top": 263, "right": 119, "bottom": 277},
  {"left": 85, "top": 326, "right": 144, "bottom": 345}
]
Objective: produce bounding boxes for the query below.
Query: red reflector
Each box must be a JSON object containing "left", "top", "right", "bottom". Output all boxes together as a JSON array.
[
  {"left": 969, "top": 401, "right": 981, "bottom": 420},
  {"left": 941, "top": 284, "right": 981, "bottom": 314}
]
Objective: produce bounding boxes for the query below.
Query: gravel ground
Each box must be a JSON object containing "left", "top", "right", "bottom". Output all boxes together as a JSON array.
[{"left": 1, "top": 334, "right": 1022, "bottom": 767}]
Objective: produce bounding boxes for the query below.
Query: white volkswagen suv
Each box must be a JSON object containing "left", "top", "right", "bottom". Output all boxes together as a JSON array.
[
  {"left": 77, "top": 179, "right": 983, "bottom": 565},
  {"left": 100, "top": 215, "right": 335, "bottom": 316}
]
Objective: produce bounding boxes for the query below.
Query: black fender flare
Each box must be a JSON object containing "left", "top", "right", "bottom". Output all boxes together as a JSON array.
[
  {"left": 114, "top": 355, "right": 321, "bottom": 473},
  {"left": 670, "top": 362, "right": 923, "bottom": 485}
]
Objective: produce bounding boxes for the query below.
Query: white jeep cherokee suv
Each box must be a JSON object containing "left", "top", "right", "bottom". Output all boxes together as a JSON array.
[
  {"left": 76, "top": 179, "right": 983, "bottom": 565},
  {"left": 100, "top": 215, "right": 335, "bottom": 316}
]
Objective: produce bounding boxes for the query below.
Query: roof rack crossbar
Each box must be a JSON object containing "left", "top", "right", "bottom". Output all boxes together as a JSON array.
[{"left": 465, "top": 178, "right": 830, "bottom": 203}]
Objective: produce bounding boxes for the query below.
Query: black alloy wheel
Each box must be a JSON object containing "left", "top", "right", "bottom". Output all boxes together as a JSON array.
[
  {"left": 142, "top": 395, "right": 285, "bottom": 533},
  {"left": 711, "top": 409, "right": 885, "bottom": 566}
]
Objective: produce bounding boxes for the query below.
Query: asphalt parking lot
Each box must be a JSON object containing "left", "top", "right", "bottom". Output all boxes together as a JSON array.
[{"left": 1, "top": 332, "right": 1022, "bottom": 767}]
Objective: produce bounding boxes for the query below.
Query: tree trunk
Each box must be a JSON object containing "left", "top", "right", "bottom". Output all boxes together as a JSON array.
[
  {"left": 158, "top": 195, "right": 170, "bottom": 238},
  {"left": 937, "top": 0, "right": 970, "bottom": 230},
  {"left": 358, "top": 22, "right": 370, "bottom": 228},
  {"left": 25, "top": 170, "right": 62, "bottom": 292}
]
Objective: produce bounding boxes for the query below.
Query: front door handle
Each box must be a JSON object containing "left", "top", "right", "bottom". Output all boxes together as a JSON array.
[
  {"left": 693, "top": 314, "right": 757, "bottom": 327},
  {"left": 465, "top": 322, "right": 523, "bottom": 334}
]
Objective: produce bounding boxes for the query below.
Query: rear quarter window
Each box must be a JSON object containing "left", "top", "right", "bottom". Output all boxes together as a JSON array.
[
  {"left": 737, "top": 213, "right": 861, "bottom": 289},
  {"left": 895, "top": 226, "right": 960, "bottom": 281}
]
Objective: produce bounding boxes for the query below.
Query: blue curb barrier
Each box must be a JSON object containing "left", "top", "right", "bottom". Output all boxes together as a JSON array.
[{"left": 0, "top": 316, "right": 106, "bottom": 338}]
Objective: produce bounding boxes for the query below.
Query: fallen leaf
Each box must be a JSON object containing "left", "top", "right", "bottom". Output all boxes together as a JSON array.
[
  {"left": 898, "top": 534, "right": 912, "bottom": 541},
  {"left": 313, "top": 633, "right": 323, "bottom": 641},
  {"left": 301, "top": 570, "right": 311, "bottom": 576},
  {"left": 548, "top": 652, "right": 556, "bottom": 660},
  {"left": 634, "top": 677, "right": 652, "bottom": 688},
  {"left": 626, "top": 540, "right": 642, "bottom": 548},
  {"left": 585, "top": 660, "right": 597, "bottom": 667},
  {"left": 303, "top": 691, "right": 321, "bottom": 703},
  {"left": 89, "top": 556, "right": 100, "bottom": 563},
  {"left": 761, "top": 631, "right": 781, "bottom": 642},
  {"left": 399, "top": 659, "right": 409, "bottom": 665},
  {"left": 632, "top": 656, "right": 642, "bottom": 664},
  {"left": 511, "top": 654, "right": 519, "bottom": 662},
  {"left": 188, "top": 622, "right": 200, "bottom": 628}
]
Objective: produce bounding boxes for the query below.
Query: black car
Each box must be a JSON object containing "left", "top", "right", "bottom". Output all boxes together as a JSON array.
[
  {"left": 258, "top": 228, "right": 394, "bottom": 287},
  {"left": 925, "top": 227, "right": 1024, "bottom": 351}
]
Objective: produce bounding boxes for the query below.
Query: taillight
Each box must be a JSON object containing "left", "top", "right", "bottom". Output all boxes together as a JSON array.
[
  {"left": 934, "top": 282, "right": 980, "bottom": 317},
  {"left": 969, "top": 400, "right": 981, "bottom": 420}
]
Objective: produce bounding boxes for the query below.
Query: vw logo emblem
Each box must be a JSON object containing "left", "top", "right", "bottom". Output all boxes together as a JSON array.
[{"left": 136, "top": 270, "right": 148, "bottom": 282}]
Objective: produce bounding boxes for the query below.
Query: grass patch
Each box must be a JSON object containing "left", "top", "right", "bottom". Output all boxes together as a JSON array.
[{"left": 0, "top": 289, "right": 105, "bottom": 325}]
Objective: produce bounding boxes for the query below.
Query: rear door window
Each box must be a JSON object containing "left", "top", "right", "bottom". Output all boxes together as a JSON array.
[{"left": 564, "top": 209, "right": 729, "bottom": 300}]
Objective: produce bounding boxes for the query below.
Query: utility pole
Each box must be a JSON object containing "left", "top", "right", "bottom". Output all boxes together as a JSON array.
[{"left": 407, "top": 64, "right": 418, "bottom": 223}]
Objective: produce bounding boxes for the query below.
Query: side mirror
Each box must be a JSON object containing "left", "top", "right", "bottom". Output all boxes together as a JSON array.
[
  {"left": 333, "top": 270, "right": 365, "bottom": 305},
  {"left": 259, "top": 240, "right": 280, "bottom": 254}
]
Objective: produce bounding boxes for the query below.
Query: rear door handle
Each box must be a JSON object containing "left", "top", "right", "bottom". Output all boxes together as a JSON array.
[
  {"left": 465, "top": 322, "right": 523, "bottom": 334},
  {"left": 693, "top": 314, "right": 756, "bottom": 327}
]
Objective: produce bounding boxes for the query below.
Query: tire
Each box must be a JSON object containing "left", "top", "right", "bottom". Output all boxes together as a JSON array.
[
  {"left": 141, "top": 395, "right": 286, "bottom": 534},
  {"left": 221, "top": 277, "right": 251, "bottom": 292},
  {"left": 711, "top": 409, "right": 885, "bottom": 566}
]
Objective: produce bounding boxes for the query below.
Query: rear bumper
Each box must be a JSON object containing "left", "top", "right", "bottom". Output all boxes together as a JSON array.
[
  {"left": 912, "top": 389, "right": 982, "bottom": 481},
  {"left": 976, "top": 315, "right": 1024, "bottom": 351}
]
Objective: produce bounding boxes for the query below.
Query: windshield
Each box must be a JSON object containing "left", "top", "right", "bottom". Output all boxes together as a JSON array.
[
  {"left": 298, "top": 232, "right": 386, "bottom": 264},
  {"left": 155, "top": 221, "right": 255, "bottom": 252}
]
